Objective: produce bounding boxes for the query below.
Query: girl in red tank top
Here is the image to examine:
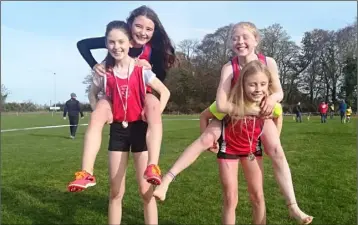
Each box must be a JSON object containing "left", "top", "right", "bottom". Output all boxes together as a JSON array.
[{"left": 71, "top": 6, "right": 176, "bottom": 194}]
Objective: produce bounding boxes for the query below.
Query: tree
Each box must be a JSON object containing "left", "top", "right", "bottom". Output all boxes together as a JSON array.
[
  {"left": 196, "top": 25, "right": 233, "bottom": 70},
  {"left": 83, "top": 70, "right": 94, "bottom": 94},
  {"left": 341, "top": 56, "right": 357, "bottom": 109},
  {"left": 298, "top": 29, "right": 328, "bottom": 103},
  {"left": 177, "top": 39, "right": 199, "bottom": 67},
  {"left": 1, "top": 84, "right": 10, "bottom": 106},
  {"left": 259, "top": 23, "right": 304, "bottom": 103}
]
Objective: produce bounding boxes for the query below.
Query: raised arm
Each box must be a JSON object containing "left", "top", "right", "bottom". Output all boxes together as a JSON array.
[
  {"left": 215, "top": 62, "right": 260, "bottom": 116},
  {"left": 215, "top": 62, "right": 234, "bottom": 113},
  {"left": 77, "top": 37, "right": 106, "bottom": 69}
]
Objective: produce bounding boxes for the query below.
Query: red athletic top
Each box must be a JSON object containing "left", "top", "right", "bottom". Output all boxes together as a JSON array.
[
  {"left": 231, "top": 53, "right": 267, "bottom": 87},
  {"left": 221, "top": 117, "right": 265, "bottom": 155},
  {"left": 138, "top": 43, "right": 152, "bottom": 61},
  {"left": 105, "top": 66, "right": 155, "bottom": 122},
  {"left": 319, "top": 103, "right": 328, "bottom": 114}
]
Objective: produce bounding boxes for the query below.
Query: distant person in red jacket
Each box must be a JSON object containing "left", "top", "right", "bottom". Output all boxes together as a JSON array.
[{"left": 319, "top": 101, "right": 328, "bottom": 123}]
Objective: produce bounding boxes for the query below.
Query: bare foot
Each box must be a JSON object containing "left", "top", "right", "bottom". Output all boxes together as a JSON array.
[
  {"left": 153, "top": 175, "right": 171, "bottom": 201},
  {"left": 288, "top": 204, "right": 313, "bottom": 225}
]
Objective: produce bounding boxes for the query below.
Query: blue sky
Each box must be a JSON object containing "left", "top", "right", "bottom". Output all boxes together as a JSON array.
[{"left": 1, "top": 1, "right": 356, "bottom": 105}]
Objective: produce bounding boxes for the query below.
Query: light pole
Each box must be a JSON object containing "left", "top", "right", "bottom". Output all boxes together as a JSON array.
[{"left": 54, "top": 72, "right": 56, "bottom": 112}]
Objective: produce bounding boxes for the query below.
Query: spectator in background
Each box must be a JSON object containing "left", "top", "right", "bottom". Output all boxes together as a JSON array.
[
  {"left": 319, "top": 101, "right": 328, "bottom": 123},
  {"left": 63, "top": 93, "right": 84, "bottom": 139},
  {"left": 329, "top": 102, "right": 335, "bottom": 119},
  {"left": 346, "top": 106, "right": 352, "bottom": 123},
  {"left": 294, "top": 102, "right": 302, "bottom": 123},
  {"left": 338, "top": 100, "right": 347, "bottom": 124}
]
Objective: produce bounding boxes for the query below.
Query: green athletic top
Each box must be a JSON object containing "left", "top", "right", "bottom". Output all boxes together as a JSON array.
[{"left": 209, "top": 101, "right": 283, "bottom": 120}]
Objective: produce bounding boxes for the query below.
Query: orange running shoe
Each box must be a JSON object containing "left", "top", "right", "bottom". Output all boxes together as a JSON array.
[
  {"left": 143, "top": 164, "right": 162, "bottom": 185},
  {"left": 67, "top": 170, "right": 96, "bottom": 192}
]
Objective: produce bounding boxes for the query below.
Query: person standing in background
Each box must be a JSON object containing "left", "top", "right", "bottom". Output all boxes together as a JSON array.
[
  {"left": 346, "top": 106, "right": 352, "bottom": 123},
  {"left": 63, "top": 93, "right": 84, "bottom": 139},
  {"left": 338, "top": 100, "right": 347, "bottom": 123},
  {"left": 294, "top": 102, "right": 302, "bottom": 123},
  {"left": 319, "top": 101, "right": 328, "bottom": 123},
  {"left": 329, "top": 102, "right": 335, "bottom": 119}
]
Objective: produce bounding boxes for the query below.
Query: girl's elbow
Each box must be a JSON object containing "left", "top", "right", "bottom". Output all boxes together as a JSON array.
[{"left": 77, "top": 40, "right": 85, "bottom": 50}]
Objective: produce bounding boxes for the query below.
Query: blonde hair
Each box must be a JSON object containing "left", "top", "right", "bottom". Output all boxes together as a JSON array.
[
  {"left": 228, "top": 60, "right": 273, "bottom": 122},
  {"left": 229, "top": 22, "right": 261, "bottom": 52}
]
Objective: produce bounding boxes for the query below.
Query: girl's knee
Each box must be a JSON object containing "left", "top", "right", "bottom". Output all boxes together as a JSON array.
[
  {"left": 139, "top": 186, "right": 153, "bottom": 203},
  {"left": 144, "top": 94, "right": 161, "bottom": 123},
  {"left": 265, "top": 144, "right": 284, "bottom": 159},
  {"left": 199, "top": 132, "right": 216, "bottom": 148},
  {"left": 109, "top": 187, "right": 125, "bottom": 202},
  {"left": 249, "top": 190, "right": 265, "bottom": 206},
  {"left": 96, "top": 99, "right": 112, "bottom": 110},
  {"left": 90, "top": 107, "right": 112, "bottom": 124},
  {"left": 223, "top": 190, "right": 238, "bottom": 209}
]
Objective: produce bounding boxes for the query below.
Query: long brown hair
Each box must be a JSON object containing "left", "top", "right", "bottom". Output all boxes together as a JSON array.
[{"left": 127, "top": 5, "right": 176, "bottom": 70}]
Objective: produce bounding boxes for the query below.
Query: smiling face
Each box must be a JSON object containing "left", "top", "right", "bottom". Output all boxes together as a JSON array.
[
  {"left": 231, "top": 22, "right": 259, "bottom": 57},
  {"left": 130, "top": 15, "right": 155, "bottom": 47},
  {"left": 106, "top": 28, "right": 131, "bottom": 61},
  {"left": 244, "top": 71, "right": 270, "bottom": 103}
]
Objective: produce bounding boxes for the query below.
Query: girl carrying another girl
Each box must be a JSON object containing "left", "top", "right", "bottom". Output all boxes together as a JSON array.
[
  {"left": 68, "top": 6, "right": 175, "bottom": 191},
  {"left": 85, "top": 20, "right": 170, "bottom": 225},
  {"left": 154, "top": 22, "right": 312, "bottom": 225}
]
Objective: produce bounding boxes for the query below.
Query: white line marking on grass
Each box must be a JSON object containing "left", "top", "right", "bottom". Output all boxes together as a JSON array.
[
  {"left": 1, "top": 118, "right": 199, "bottom": 133},
  {"left": 1, "top": 124, "right": 89, "bottom": 133}
]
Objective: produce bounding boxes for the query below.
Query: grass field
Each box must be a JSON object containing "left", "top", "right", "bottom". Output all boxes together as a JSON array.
[{"left": 1, "top": 113, "right": 357, "bottom": 224}]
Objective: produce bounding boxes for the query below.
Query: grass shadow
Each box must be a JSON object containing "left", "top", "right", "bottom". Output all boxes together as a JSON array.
[{"left": 1, "top": 184, "right": 149, "bottom": 224}]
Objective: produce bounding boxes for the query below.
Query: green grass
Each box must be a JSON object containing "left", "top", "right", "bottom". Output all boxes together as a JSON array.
[{"left": 1, "top": 113, "right": 356, "bottom": 224}]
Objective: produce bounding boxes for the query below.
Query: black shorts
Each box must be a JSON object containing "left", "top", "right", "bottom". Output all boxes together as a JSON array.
[
  {"left": 217, "top": 139, "right": 263, "bottom": 160},
  {"left": 108, "top": 120, "right": 148, "bottom": 152}
]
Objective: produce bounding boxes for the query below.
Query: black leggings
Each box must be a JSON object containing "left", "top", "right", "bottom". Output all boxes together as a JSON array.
[{"left": 69, "top": 115, "right": 79, "bottom": 136}]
